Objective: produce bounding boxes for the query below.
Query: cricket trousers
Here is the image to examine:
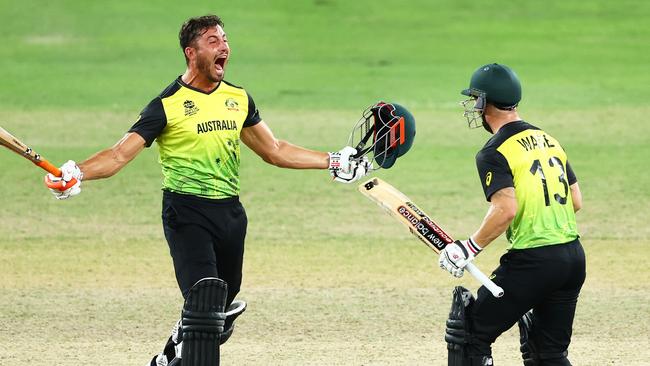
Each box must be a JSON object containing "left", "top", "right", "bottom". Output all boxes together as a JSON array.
[
  {"left": 469, "top": 239, "right": 586, "bottom": 365},
  {"left": 162, "top": 190, "right": 248, "bottom": 305}
]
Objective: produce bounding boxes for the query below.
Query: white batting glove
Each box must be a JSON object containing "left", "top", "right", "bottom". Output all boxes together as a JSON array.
[
  {"left": 44, "top": 160, "right": 83, "bottom": 200},
  {"left": 439, "top": 238, "right": 482, "bottom": 278},
  {"left": 330, "top": 156, "right": 370, "bottom": 184},
  {"left": 328, "top": 146, "right": 357, "bottom": 174},
  {"left": 60, "top": 160, "right": 82, "bottom": 182}
]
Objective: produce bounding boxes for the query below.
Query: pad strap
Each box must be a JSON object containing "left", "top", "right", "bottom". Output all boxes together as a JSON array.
[
  {"left": 220, "top": 300, "right": 247, "bottom": 345},
  {"left": 182, "top": 310, "right": 226, "bottom": 334},
  {"left": 519, "top": 310, "right": 570, "bottom": 365}
]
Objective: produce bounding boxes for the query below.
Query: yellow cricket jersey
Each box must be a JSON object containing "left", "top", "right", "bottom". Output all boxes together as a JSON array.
[
  {"left": 129, "top": 77, "right": 261, "bottom": 198},
  {"left": 475, "top": 121, "right": 579, "bottom": 250}
]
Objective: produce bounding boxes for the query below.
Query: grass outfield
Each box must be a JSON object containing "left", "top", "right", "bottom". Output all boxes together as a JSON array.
[{"left": 1, "top": 1, "right": 650, "bottom": 365}]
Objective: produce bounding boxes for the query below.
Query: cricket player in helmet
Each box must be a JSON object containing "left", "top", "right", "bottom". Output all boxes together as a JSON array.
[
  {"left": 460, "top": 63, "right": 522, "bottom": 133},
  {"left": 440, "top": 63, "right": 585, "bottom": 366}
]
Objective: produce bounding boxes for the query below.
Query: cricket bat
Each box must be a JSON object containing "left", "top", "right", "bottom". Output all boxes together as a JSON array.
[
  {"left": 0, "top": 125, "right": 75, "bottom": 190},
  {"left": 358, "top": 177, "right": 504, "bottom": 298}
]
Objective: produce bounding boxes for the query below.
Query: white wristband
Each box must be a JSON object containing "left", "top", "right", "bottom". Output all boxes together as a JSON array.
[
  {"left": 327, "top": 152, "right": 341, "bottom": 171},
  {"left": 466, "top": 237, "right": 482, "bottom": 256}
]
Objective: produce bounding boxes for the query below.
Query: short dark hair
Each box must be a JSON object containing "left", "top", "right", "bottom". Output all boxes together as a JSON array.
[{"left": 179, "top": 15, "right": 224, "bottom": 60}]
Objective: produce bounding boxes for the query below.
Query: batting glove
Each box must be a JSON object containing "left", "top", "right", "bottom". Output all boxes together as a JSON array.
[
  {"left": 328, "top": 146, "right": 357, "bottom": 174},
  {"left": 45, "top": 160, "right": 83, "bottom": 200},
  {"left": 439, "top": 238, "right": 482, "bottom": 278},
  {"left": 330, "top": 156, "right": 370, "bottom": 184}
]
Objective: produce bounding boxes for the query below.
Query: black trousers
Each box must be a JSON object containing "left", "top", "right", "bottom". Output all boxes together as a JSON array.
[
  {"left": 161, "top": 190, "right": 248, "bottom": 306},
  {"left": 469, "top": 239, "right": 586, "bottom": 363}
]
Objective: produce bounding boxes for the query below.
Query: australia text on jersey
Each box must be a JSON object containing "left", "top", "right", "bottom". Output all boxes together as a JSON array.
[{"left": 197, "top": 120, "right": 237, "bottom": 134}]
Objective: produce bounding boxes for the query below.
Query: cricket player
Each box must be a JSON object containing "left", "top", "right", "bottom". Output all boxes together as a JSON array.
[
  {"left": 438, "top": 63, "right": 585, "bottom": 365},
  {"left": 44, "top": 15, "right": 368, "bottom": 366}
]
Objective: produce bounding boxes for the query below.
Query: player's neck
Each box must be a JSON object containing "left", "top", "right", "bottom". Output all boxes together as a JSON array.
[
  {"left": 181, "top": 69, "right": 220, "bottom": 93},
  {"left": 487, "top": 111, "right": 521, "bottom": 133}
]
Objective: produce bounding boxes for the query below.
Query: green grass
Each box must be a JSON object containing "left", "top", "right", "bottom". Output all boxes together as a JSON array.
[
  {"left": 1, "top": 0, "right": 649, "bottom": 365},
  {"left": 1, "top": 0, "right": 649, "bottom": 111}
]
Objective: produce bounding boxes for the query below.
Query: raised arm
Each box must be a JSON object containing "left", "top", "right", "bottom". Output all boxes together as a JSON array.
[
  {"left": 240, "top": 120, "right": 371, "bottom": 183},
  {"left": 79, "top": 132, "right": 146, "bottom": 180},
  {"left": 45, "top": 92, "right": 167, "bottom": 199},
  {"left": 45, "top": 132, "right": 146, "bottom": 199},
  {"left": 240, "top": 120, "right": 329, "bottom": 169}
]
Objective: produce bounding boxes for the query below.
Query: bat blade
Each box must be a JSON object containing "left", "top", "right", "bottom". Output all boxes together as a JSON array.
[
  {"left": 0, "top": 125, "right": 75, "bottom": 190},
  {"left": 359, "top": 178, "right": 453, "bottom": 253},
  {"left": 0, "top": 126, "right": 42, "bottom": 163},
  {"left": 358, "top": 177, "right": 504, "bottom": 298}
]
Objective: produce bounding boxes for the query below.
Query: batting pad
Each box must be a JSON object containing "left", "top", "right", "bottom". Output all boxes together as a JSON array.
[{"left": 181, "top": 277, "right": 228, "bottom": 366}]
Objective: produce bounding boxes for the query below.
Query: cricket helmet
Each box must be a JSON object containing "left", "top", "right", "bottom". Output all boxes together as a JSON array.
[
  {"left": 460, "top": 63, "right": 521, "bottom": 129},
  {"left": 349, "top": 101, "right": 416, "bottom": 170}
]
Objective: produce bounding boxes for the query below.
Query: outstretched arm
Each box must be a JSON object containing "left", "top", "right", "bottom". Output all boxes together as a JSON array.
[
  {"left": 79, "top": 132, "right": 146, "bottom": 180},
  {"left": 240, "top": 120, "right": 329, "bottom": 169},
  {"left": 45, "top": 132, "right": 146, "bottom": 199}
]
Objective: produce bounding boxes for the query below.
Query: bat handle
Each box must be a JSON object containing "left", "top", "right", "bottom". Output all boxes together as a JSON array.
[
  {"left": 36, "top": 159, "right": 62, "bottom": 176},
  {"left": 36, "top": 160, "right": 79, "bottom": 191},
  {"left": 465, "top": 262, "right": 504, "bottom": 298}
]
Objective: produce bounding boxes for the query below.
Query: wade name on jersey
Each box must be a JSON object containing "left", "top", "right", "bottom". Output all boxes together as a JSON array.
[{"left": 517, "top": 133, "right": 556, "bottom": 151}]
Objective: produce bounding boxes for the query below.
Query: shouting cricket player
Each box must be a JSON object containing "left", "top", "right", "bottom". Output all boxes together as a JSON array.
[
  {"left": 439, "top": 63, "right": 585, "bottom": 366},
  {"left": 43, "top": 15, "right": 370, "bottom": 366}
]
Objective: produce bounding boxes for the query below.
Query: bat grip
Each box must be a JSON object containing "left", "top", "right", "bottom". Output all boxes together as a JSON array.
[
  {"left": 36, "top": 160, "right": 78, "bottom": 191},
  {"left": 36, "top": 160, "right": 62, "bottom": 176},
  {"left": 465, "top": 262, "right": 504, "bottom": 298}
]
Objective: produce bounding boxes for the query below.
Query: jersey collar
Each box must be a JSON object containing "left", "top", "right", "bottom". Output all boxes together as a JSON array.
[{"left": 176, "top": 76, "right": 221, "bottom": 95}]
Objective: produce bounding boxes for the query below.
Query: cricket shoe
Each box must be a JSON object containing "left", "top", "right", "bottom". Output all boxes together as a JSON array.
[
  {"left": 147, "top": 353, "right": 167, "bottom": 366},
  {"left": 148, "top": 353, "right": 182, "bottom": 366}
]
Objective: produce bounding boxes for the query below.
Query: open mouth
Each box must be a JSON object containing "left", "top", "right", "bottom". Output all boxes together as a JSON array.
[{"left": 214, "top": 55, "right": 227, "bottom": 71}]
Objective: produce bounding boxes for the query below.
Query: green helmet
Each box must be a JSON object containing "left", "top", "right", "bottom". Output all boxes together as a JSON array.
[
  {"left": 461, "top": 63, "right": 521, "bottom": 109},
  {"left": 372, "top": 102, "right": 415, "bottom": 169},
  {"left": 349, "top": 101, "right": 416, "bottom": 170}
]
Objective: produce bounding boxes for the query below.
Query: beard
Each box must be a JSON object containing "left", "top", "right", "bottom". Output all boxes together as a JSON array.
[
  {"left": 481, "top": 114, "right": 493, "bottom": 134},
  {"left": 197, "top": 55, "right": 222, "bottom": 83}
]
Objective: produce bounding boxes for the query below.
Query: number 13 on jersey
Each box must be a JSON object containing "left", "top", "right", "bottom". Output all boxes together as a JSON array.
[{"left": 529, "top": 156, "right": 569, "bottom": 206}]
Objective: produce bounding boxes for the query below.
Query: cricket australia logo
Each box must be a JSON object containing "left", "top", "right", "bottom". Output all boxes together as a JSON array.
[
  {"left": 184, "top": 100, "right": 199, "bottom": 116},
  {"left": 225, "top": 98, "right": 239, "bottom": 111}
]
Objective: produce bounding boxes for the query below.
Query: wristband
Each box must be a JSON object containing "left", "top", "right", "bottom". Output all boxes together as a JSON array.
[
  {"left": 327, "top": 152, "right": 341, "bottom": 171},
  {"left": 466, "top": 237, "right": 482, "bottom": 256}
]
